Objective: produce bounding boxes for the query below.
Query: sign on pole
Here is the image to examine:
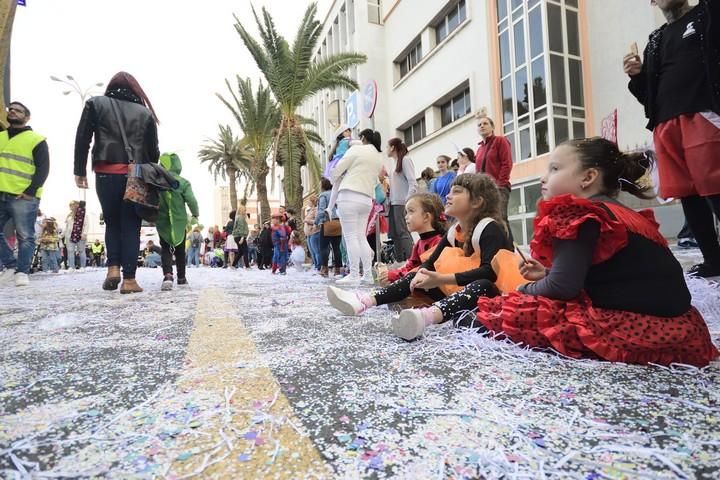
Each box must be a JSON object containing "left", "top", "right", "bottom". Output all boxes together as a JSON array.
[
  {"left": 362, "top": 80, "right": 378, "bottom": 118},
  {"left": 600, "top": 109, "right": 618, "bottom": 145},
  {"left": 346, "top": 90, "right": 360, "bottom": 128}
]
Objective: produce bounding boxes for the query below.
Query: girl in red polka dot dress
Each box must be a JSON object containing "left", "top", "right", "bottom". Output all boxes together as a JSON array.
[{"left": 474, "top": 137, "right": 717, "bottom": 367}]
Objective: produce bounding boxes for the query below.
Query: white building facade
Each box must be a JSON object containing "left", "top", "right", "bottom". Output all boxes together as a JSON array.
[{"left": 302, "top": 0, "right": 685, "bottom": 244}]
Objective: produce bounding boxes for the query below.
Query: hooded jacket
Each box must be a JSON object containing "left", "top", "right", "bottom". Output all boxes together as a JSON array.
[{"left": 156, "top": 153, "right": 199, "bottom": 247}]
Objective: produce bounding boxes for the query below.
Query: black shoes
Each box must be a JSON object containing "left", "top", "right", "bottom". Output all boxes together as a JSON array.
[{"left": 688, "top": 263, "right": 720, "bottom": 278}]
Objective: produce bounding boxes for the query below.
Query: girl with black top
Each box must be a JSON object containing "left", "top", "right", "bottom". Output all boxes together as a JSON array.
[{"left": 327, "top": 174, "right": 512, "bottom": 330}]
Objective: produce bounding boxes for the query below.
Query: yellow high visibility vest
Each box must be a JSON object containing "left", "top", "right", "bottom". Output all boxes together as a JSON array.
[{"left": 0, "top": 130, "right": 46, "bottom": 198}]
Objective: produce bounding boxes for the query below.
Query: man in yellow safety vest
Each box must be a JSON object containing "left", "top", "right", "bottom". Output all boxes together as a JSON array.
[{"left": 0, "top": 101, "right": 50, "bottom": 287}]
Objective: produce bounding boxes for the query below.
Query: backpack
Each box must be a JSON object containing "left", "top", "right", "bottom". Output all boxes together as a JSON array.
[{"left": 191, "top": 233, "right": 201, "bottom": 248}]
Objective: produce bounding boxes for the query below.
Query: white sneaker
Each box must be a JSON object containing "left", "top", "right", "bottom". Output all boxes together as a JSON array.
[
  {"left": 161, "top": 276, "right": 174, "bottom": 291},
  {"left": 327, "top": 286, "right": 366, "bottom": 316},
  {"left": 67, "top": 267, "right": 76, "bottom": 273},
  {"left": 78, "top": 267, "right": 85, "bottom": 272},
  {"left": 0, "top": 269, "right": 15, "bottom": 284},
  {"left": 14, "top": 272, "right": 30, "bottom": 287},
  {"left": 392, "top": 309, "right": 426, "bottom": 341},
  {"left": 336, "top": 274, "right": 360, "bottom": 285},
  {"left": 361, "top": 273, "right": 374, "bottom": 285}
]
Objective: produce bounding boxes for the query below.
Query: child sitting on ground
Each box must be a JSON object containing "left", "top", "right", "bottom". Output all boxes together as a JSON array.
[
  {"left": 289, "top": 231, "right": 306, "bottom": 273},
  {"left": 327, "top": 174, "right": 513, "bottom": 327},
  {"left": 396, "top": 137, "right": 718, "bottom": 367},
  {"left": 377, "top": 193, "right": 445, "bottom": 285}
]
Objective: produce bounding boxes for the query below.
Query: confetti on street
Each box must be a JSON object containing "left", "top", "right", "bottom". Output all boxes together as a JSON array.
[{"left": 1, "top": 260, "right": 718, "bottom": 479}]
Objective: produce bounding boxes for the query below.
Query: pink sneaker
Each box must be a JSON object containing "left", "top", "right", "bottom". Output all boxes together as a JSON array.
[{"left": 327, "top": 286, "right": 370, "bottom": 316}]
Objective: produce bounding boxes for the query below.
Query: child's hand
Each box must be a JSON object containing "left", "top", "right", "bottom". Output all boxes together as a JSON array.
[
  {"left": 411, "top": 268, "right": 442, "bottom": 290},
  {"left": 376, "top": 264, "right": 389, "bottom": 285},
  {"left": 519, "top": 258, "right": 546, "bottom": 281}
]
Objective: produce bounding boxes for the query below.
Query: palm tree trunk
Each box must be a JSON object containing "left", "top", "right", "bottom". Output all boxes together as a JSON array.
[
  {"left": 255, "top": 167, "right": 271, "bottom": 225},
  {"left": 0, "top": 1, "right": 17, "bottom": 129},
  {"left": 283, "top": 160, "right": 304, "bottom": 242},
  {"left": 227, "top": 167, "right": 238, "bottom": 211}
]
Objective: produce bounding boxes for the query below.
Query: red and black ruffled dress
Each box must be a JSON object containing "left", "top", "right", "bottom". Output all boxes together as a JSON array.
[{"left": 476, "top": 195, "right": 719, "bottom": 367}]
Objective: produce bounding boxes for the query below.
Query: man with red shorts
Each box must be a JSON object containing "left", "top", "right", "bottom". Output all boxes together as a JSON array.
[{"left": 624, "top": 0, "right": 720, "bottom": 277}]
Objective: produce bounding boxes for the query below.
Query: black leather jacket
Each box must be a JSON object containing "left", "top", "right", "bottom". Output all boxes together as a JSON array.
[
  {"left": 628, "top": 0, "right": 720, "bottom": 131},
  {"left": 74, "top": 95, "right": 159, "bottom": 176}
]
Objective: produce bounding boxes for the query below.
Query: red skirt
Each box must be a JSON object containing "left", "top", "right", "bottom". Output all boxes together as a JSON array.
[{"left": 476, "top": 292, "right": 719, "bottom": 367}]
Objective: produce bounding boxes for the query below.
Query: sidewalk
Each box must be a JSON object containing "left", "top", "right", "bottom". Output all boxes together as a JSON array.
[{"left": 0, "top": 257, "right": 718, "bottom": 478}]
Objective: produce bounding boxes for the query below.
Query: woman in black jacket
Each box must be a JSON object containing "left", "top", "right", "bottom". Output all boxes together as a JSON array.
[{"left": 74, "top": 71, "right": 159, "bottom": 293}]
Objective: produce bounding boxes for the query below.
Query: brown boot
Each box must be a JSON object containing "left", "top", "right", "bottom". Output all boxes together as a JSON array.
[
  {"left": 333, "top": 266, "right": 342, "bottom": 277},
  {"left": 103, "top": 266, "right": 121, "bottom": 291},
  {"left": 120, "top": 278, "right": 144, "bottom": 294},
  {"left": 320, "top": 266, "right": 329, "bottom": 277}
]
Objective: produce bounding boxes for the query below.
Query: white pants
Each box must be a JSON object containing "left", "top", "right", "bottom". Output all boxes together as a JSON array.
[{"left": 337, "top": 197, "right": 373, "bottom": 278}]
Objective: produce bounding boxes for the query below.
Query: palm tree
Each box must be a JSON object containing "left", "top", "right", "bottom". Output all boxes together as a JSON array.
[
  {"left": 218, "top": 77, "right": 279, "bottom": 224},
  {"left": 198, "top": 125, "right": 252, "bottom": 211},
  {"left": 0, "top": 1, "right": 17, "bottom": 128},
  {"left": 233, "top": 2, "right": 367, "bottom": 225}
]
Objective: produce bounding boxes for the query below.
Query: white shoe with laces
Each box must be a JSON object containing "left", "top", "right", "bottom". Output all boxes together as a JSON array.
[
  {"left": 327, "top": 286, "right": 367, "bottom": 316},
  {"left": 14, "top": 272, "right": 30, "bottom": 287},
  {"left": 0, "top": 269, "right": 15, "bottom": 284},
  {"left": 336, "top": 273, "right": 360, "bottom": 285},
  {"left": 392, "top": 309, "right": 426, "bottom": 341},
  {"left": 360, "top": 272, "right": 374, "bottom": 285}
]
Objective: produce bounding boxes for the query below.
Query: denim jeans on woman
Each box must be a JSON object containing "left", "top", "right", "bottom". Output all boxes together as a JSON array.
[
  {"left": 67, "top": 240, "right": 87, "bottom": 269},
  {"left": 308, "top": 232, "right": 321, "bottom": 270},
  {"left": 96, "top": 174, "right": 142, "bottom": 279},
  {"left": 0, "top": 192, "right": 39, "bottom": 274}
]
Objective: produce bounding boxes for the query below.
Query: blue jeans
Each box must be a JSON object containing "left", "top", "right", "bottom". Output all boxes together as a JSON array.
[
  {"left": 248, "top": 245, "right": 257, "bottom": 265},
  {"left": 96, "top": 174, "right": 142, "bottom": 279},
  {"left": 42, "top": 248, "right": 59, "bottom": 272},
  {"left": 0, "top": 192, "right": 40, "bottom": 274},
  {"left": 67, "top": 240, "right": 87, "bottom": 269},
  {"left": 308, "top": 232, "right": 321, "bottom": 269},
  {"left": 272, "top": 245, "right": 287, "bottom": 272},
  {"left": 187, "top": 246, "right": 200, "bottom": 266}
]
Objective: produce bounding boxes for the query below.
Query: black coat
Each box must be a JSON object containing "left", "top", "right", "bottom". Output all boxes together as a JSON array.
[{"left": 74, "top": 95, "right": 160, "bottom": 176}]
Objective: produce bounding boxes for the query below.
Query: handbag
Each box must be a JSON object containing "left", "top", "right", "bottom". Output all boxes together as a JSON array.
[
  {"left": 322, "top": 219, "right": 342, "bottom": 237},
  {"left": 109, "top": 99, "right": 159, "bottom": 222}
]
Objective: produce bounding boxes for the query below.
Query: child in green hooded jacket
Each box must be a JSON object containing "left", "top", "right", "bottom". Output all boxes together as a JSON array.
[{"left": 157, "top": 152, "right": 199, "bottom": 290}]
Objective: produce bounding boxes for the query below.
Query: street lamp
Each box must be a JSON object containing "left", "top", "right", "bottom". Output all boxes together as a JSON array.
[{"left": 50, "top": 74, "right": 104, "bottom": 106}]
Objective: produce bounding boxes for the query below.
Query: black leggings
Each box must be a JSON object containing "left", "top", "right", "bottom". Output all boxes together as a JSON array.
[
  {"left": 681, "top": 194, "right": 720, "bottom": 265},
  {"left": 160, "top": 235, "right": 186, "bottom": 279},
  {"left": 373, "top": 273, "right": 500, "bottom": 322}
]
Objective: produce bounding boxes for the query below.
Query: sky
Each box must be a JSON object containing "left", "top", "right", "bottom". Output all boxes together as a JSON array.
[{"left": 10, "top": 0, "right": 333, "bottom": 226}]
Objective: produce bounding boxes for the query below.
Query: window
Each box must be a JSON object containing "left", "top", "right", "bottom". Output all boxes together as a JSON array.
[
  {"left": 398, "top": 39, "right": 422, "bottom": 79},
  {"left": 497, "top": 0, "right": 585, "bottom": 163},
  {"left": 403, "top": 117, "right": 427, "bottom": 146},
  {"left": 436, "top": 0, "right": 467, "bottom": 44},
  {"left": 508, "top": 182, "right": 543, "bottom": 245},
  {"left": 368, "top": 0, "right": 382, "bottom": 24},
  {"left": 440, "top": 87, "right": 471, "bottom": 127}
]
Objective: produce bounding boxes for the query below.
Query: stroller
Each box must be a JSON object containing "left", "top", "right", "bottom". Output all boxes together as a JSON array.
[{"left": 380, "top": 239, "right": 396, "bottom": 265}]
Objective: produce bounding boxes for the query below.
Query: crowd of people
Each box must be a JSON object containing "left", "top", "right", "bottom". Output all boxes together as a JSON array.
[{"left": 0, "top": 0, "right": 717, "bottom": 367}]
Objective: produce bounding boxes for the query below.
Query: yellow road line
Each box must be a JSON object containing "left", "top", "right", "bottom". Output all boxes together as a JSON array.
[{"left": 167, "top": 288, "right": 330, "bottom": 479}]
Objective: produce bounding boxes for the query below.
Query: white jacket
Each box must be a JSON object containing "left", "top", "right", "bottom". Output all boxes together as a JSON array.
[
  {"left": 64, "top": 211, "right": 88, "bottom": 243},
  {"left": 331, "top": 143, "right": 383, "bottom": 198}
]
